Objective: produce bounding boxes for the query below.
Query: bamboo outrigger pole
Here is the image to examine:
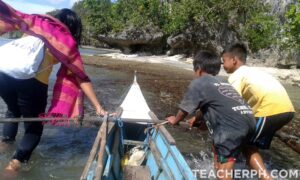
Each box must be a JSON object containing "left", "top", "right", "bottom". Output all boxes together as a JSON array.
[
  {"left": 80, "top": 116, "right": 106, "bottom": 180},
  {"left": 0, "top": 117, "right": 163, "bottom": 124},
  {"left": 94, "top": 114, "right": 108, "bottom": 180},
  {"left": 80, "top": 108, "right": 123, "bottom": 180},
  {"left": 1, "top": 116, "right": 299, "bottom": 155}
]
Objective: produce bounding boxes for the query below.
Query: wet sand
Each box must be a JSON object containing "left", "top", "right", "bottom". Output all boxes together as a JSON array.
[
  {"left": 83, "top": 55, "right": 192, "bottom": 116},
  {"left": 83, "top": 55, "right": 300, "bottom": 138}
]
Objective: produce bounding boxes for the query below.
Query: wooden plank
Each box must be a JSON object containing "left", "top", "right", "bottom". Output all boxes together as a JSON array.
[
  {"left": 145, "top": 153, "right": 160, "bottom": 179},
  {"left": 91, "top": 109, "right": 120, "bottom": 179},
  {"left": 114, "top": 107, "right": 123, "bottom": 119},
  {"left": 149, "top": 140, "right": 162, "bottom": 168},
  {"left": 123, "top": 166, "right": 151, "bottom": 180},
  {"left": 148, "top": 111, "right": 176, "bottom": 145},
  {"left": 107, "top": 122, "right": 115, "bottom": 134},
  {"left": 149, "top": 140, "right": 175, "bottom": 180},
  {"left": 95, "top": 115, "right": 108, "bottom": 180},
  {"left": 148, "top": 111, "right": 161, "bottom": 123},
  {"left": 155, "top": 134, "right": 168, "bottom": 158},
  {"left": 111, "top": 128, "right": 121, "bottom": 179},
  {"left": 165, "top": 153, "right": 183, "bottom": 180},
  {"left": 158, "top": 126, "right": 176, "bottom": 145},
  {"left": 170, "top": 146, "right": 196, "bottom": 180},
  {"left": 80, "top": 121, "right": 104, "bottom": 180},
  {"left": 124, "top": 140, "right": 146, "bottom": 146},
  {"left": 103, "top": 153, "right": 112, "bottom": 177},
  {"left": 159, "top": 160, "right": 176, "bottom": 180}
]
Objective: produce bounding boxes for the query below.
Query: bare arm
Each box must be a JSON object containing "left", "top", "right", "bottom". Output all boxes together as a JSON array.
[
  {"left": 166, "top": 109, "right": 188, "bottom": 125},
  {"left": 76, "top": 78, "right": 107, "bottom": 116}
]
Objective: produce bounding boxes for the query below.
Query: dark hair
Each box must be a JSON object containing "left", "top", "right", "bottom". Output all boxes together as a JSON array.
[
  {"left": 54, "top": 9, "right": 82, "bottom": 45},
  {"left": 193, "top": 51, "right": 221, "bottom": 76},
  {"left": 222, "top": 43, "right": 247, "bottom": 63}
]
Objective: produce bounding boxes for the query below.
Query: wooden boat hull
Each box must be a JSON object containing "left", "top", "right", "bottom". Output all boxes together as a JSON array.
[
  {"left": 82, "top": 121, "right": 195, "bottom": 180},
  {"left": 81, "top": 73, "right": 195, "bottom": 180},
  {"left": 145, "top": 125, "right": 195, "bottom": 179}
]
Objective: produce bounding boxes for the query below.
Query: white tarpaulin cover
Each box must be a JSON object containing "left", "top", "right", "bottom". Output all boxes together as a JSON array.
[{"left": 120, "top": 75, "right": 152, "bottom": 121}]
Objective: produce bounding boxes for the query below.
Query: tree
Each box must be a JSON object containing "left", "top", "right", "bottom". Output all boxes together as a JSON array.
[
  {"left": 69, "top": 0, "right": 279, "bottom": 52},
  {"left": 72, "top": 0, "right": 91, "bottom": 45},
  {"left": 283, "top": 0, "right": 300, "bottom": 50},
  {"left": 83, "top": 0, "right": 113, "bottom": 35},
  {"left": 244, "top": 13, "right": 279, "bottom": 52}
]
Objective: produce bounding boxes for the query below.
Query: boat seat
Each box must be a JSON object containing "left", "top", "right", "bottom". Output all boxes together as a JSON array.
[{"left": 123, "top": 165, "right": 151, "bottom": 180}]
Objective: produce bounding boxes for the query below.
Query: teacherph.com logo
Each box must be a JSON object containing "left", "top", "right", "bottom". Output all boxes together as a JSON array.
[{"left": 192, "top": 169, "right": 300, "bottom": 179}]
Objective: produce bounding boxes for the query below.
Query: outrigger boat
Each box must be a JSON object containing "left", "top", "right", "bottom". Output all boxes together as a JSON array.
[{"left": 80, "top": 73, "right": 195, "bottom": 180}]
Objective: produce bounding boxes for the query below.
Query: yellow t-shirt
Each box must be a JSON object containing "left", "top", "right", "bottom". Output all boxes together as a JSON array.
[
  {"left": 228, "top": 66, "right": 295, "bottom": 117},
  {"left": 35, "top": 49, "right": 58, "bottom": 84}
]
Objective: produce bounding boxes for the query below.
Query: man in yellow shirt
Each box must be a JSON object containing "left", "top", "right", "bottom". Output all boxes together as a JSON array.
[{"left": 222, "top": 43, "right": 295, "bottom": 150}]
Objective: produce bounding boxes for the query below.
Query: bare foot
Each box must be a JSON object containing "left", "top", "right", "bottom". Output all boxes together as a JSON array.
[
  {"left": 5, "top": 159, "right": 21, "bottom": 171},
  {"left": 1, "top": 159, "right": 20, "bottom": 179}
]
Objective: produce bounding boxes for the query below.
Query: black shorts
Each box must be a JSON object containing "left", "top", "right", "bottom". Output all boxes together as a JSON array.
[{"left": 250, "top": 112, "right": 294, "bottom": 149}]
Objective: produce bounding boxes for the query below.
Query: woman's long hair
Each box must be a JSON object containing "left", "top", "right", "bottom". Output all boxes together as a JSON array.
[{"left": 54, "top": 9, "right": 82, "bottom": 45}]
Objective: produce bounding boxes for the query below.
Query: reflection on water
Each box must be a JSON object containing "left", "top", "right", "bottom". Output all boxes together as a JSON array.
[{"left": 0, "top": 60, "right": 300, "bottom": 179}]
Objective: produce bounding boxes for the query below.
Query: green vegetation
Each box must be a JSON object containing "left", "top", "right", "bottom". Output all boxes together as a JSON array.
[
  {"left": 244, "top": 13, "right": 279, "bottom": 52},
  {"left": 283, "top": 0, "right": 300, "bottom": 51},
  {"left": 51, "top": 0, "right": 296, "bottom": 53},
  {"left": 83, "top": 0, "right": 112, "bottom": 35}
]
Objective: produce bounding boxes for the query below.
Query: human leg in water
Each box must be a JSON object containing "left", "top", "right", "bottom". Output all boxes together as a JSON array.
[
  {"left": 4, "top": 78, "right": 47, "bottom": 173},
  {"left": 0, "top": 74, "right": 22, "bottom": 178},
  {"left": 213, "top": 145, "right": 239, "bottom": 180},
  {"left": 5, "top": 122, "right": 44, "bottom": 168},
  {"left": 214, "top": 160, "right": 235, "bottom": 180},
  {"left": 243, "top": 146, "right": 273, "bottom": 180},
  {"left": 0, "top": 111, "right": 20, "bottom": 153},
  {"left": 0, "top": 73, "right": 21, "bottom": 153}
]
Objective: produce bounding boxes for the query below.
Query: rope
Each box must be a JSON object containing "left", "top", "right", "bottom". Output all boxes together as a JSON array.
[
  {"left": 143, "top": 124, "right": 152, "bottom": 150},
  {"left": 117, "top": 117, "right": 125, "bottom": 149}
]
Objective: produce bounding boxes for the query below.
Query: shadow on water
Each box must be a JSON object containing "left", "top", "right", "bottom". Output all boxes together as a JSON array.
[{"left": 0, "top": 56, "right": 300, "bottom": 179}]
